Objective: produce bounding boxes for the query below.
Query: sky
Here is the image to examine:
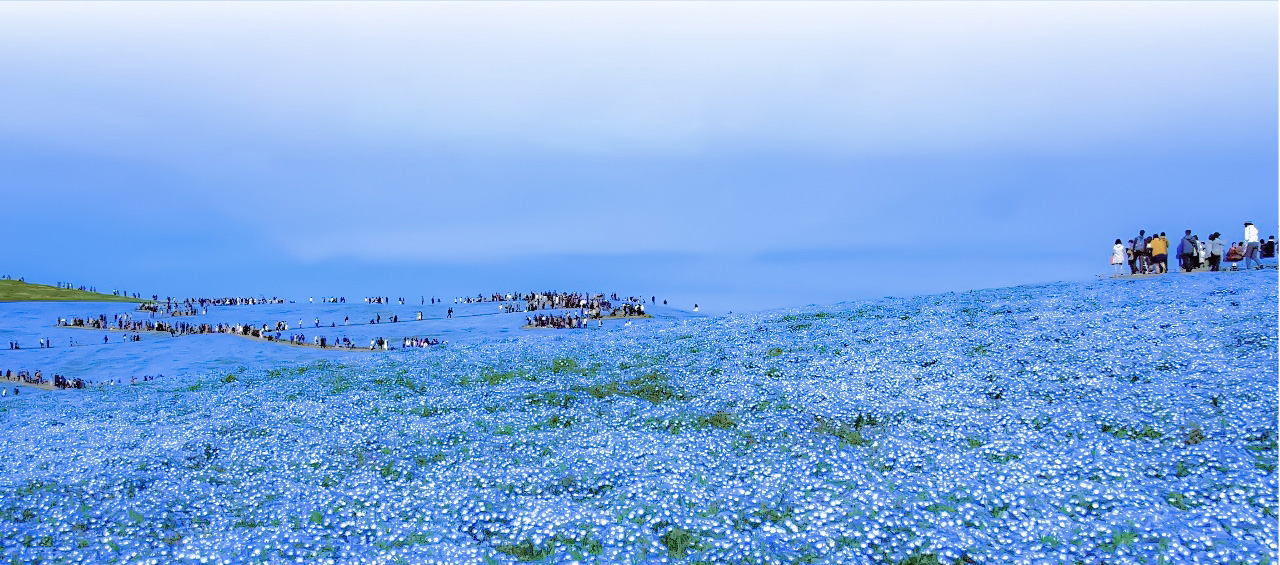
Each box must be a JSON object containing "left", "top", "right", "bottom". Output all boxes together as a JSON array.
[{"left": 1, "top": 1, "right": 1276, "bottom": 312}]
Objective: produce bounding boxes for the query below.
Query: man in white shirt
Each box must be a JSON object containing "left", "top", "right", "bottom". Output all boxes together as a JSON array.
[{"left": 1244, "top": 222, "right": 1262, "bottom": 270}]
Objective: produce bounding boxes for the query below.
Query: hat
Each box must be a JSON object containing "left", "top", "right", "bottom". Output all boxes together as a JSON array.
[{"left": 1245, "top": 221, "right": 1253, "bottom": 225}]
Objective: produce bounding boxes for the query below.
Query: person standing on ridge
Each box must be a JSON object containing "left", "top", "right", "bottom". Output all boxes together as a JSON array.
[
  {"left": 1149, "top": 234, "right": 1168, "bottom": 274},
  {"left": 1158, "top": 233, "right": 1171, "bottom": 273},
  {"left": 1207, "top": 233, "right": 1224, "bottom": 272},
  {"left": 1178, "top": 230, "right": 1196, "bottom": 273},
  {"left": 1243, "top": 222, "right": 1262, "bottom": 270},
  {"left": 1134, "top": 230, "right": 1148, "bottom": 273},
  {"left": 1110, "top": 239, "right": 1126, "bottom": 275}
]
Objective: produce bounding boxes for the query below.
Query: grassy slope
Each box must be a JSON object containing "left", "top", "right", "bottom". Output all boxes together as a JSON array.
[{"left": 0, "top": 280, "right": 143, "bottom": 303}]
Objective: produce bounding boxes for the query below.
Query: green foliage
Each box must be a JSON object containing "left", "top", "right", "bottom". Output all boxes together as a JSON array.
[
  {"left": 549, "top": 357, "right": 597, "bottom": 376},
  {"left": 579, "top": 381, "right": 620, "bottom": 399},
  {"left": 896, "top": 554, "right": 941, "bottom": 565},
  {"left": 815, "top": 414, "right": 877, "bottom": 447},
  {"left": 767, "top": 347, "right": 784, "bottom": 357},
  {"left": 1184, "top": 425, "right": 1206, "bottom": 445},
  {"left": 610, "top": 373, "right": 687, "bottom": 404},
  {"left": 1165, "top": 492, "right": 1192, "bottom": 511},
  {"left": 524, "top": 391, "right": 576, "bottom": 409},
  {"left": 309, "top": 510, "right": 324, "bottom": 525},
  {"left": 529, "top": 414, "right": 574, "bottom": 431},
  {"left": 494, "top": 540, "right": 554, "bottom": 562},
  {"left": 985, "top": 452, "right": 1021, "bottom": 464},
  {"left": 1098, "top": 530, "right": 1137, "bottom": 552},
  {"left": 967, "top": 344, "right": 991, "bottom": 356},
  {"left": 221, "top": 373, "right": 238, "bottom": 383},
  {"left": 650, "top": 411, "right": 738, "bottom": 434},
  {"left": 1100, "top": 423, "right": 1162, "bottom": 440},
  {"left": 702, "top": 410, "right": 737, "bottom": 430},
  {"left": 325, "top": 373, "right": 355, "bottom": 395},
  {"left": 416, "top": 405, "right": 447, "bottom": 418},
  {"left": 482, "top": 370, "right": 521, "bottom": 386},
  {"left": 659, "top": 526, "right": 699, "bottom": 559}
]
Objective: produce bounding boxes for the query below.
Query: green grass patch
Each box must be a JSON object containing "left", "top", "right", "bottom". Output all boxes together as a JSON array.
[
  {"left": 1100, "top": 423, "right": 1162, "bottom": 440},
  {"left": 660, "top": 526, "right": 699, "bottom": 559},
  {"left": 649, "top": 411, "right": 737, "bottom": 434},
  {"left": 815, "top": 414, "right": 877, "bottom": 447},
  {"left": 529, "top": 414, "right": 574, "bottom": 431},
  {"left": 549, "top": 357, "right": 597, "bottom": 376},
  {"left": 1165, "top": 492, "right": 1193, "bottom": 511},
  {"left": 985, "top": 452, "right": 1021, "bottom": 464},
  {"left": 569, "top": 373, "right": 689, "bottom": 404},
  {"left": 494, "top": 540, "right": 554, "bottom": 562},
  {"left": 524, "top": 391, "right": 576, "bottom": 409},
  {"left": 1098, "top": 530, "right": 1137, "bottom": 552},
  {"left": 481, "top": 370, "right": 523, "bottom": 386},
  {"left": 0, "top": 279, "right": 144, "bottom": 302}
]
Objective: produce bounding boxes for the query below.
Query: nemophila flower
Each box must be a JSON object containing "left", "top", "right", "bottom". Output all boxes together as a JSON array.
[{"left": 0, "top": 274, "right": 1276, "bottom": 564}]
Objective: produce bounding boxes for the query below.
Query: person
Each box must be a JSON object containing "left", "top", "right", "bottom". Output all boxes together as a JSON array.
[
  {"left": 1177, "top": 230, "right": 1196, "bottom": 273},
  {"left": 1226, "top": 242, "right": 1245, "bottom": 270},
  {"left": 447, "top": 308, "right": 453, "bottom": 319},
  {"left": 1148, "top": 234, "right": 1168, "bottom": 274},
  {"left": 1264, "top": 236, "right": 1277, "bottom": 258},
  {"left": 1243, "top": 222, "right": 1262, "bottom": 270},
  {"left": 1134, "top": 230, "right": 1148, "bottom": 273},
  {"left": 1110, "top": 239, "right": 1126, "bottom": 274},
  {"left": 1159, "top": 233, "right": 1171, "bottom": 272},
  {"left": 1207, "top": 233, "right": 1224, "bottom": 272}
]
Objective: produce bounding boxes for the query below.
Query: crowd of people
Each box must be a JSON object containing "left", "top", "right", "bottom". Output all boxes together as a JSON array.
[
  {"left": 53, "top": 312, "right": 444, "bottom": 351},
  {"left": 1111, "top": 222, "right": 1274, "bottom": 275},
  {"left": 137, "top": 296, "right": 287, "bottom": 315},
  {"left": 2, "top": 369, "right": 50, "bottom": 387},
  {"left": 525, "top": 313, "right": 597, "bottom": 329},
  {"left": 522, "top": 302, "right": 651, "bottom": 329},
  {"left": 402, "top": 337, "right": 440, "bottom": 348},
  {"left": 0, "top": 370, "right": 162, "bottom": 394},
  {"left": 56, "top": 282, "right": 98, "bottom": 292},
  {"left": 1, "top": 370, "right": 85, "bottom": 390},
  {"left": 59, "top": 313, "right": 159, "bottom": 331}
]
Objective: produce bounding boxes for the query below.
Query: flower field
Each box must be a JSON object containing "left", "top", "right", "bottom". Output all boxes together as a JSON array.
[{"left": 1, "top": 272, "right": 1276, "bottom": 565}]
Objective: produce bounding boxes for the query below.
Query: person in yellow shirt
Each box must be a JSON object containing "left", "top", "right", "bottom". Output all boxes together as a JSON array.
[{"left": 1149, "top": 233, "right": 1169, "bottom": 274}]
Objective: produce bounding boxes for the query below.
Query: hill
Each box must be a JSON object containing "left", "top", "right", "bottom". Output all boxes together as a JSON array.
[{"left": 0, "top": 279, "right": 143, "bottom": 303}]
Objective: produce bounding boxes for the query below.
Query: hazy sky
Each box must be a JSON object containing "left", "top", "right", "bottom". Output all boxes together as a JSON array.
[{"left": 2, "top": 2, "right": 1276, "bottom": 310}]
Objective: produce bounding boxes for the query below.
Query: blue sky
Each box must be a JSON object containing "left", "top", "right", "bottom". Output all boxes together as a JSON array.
[{"left": 1, "top": 2, "right": 1276, "bottom": 311}]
